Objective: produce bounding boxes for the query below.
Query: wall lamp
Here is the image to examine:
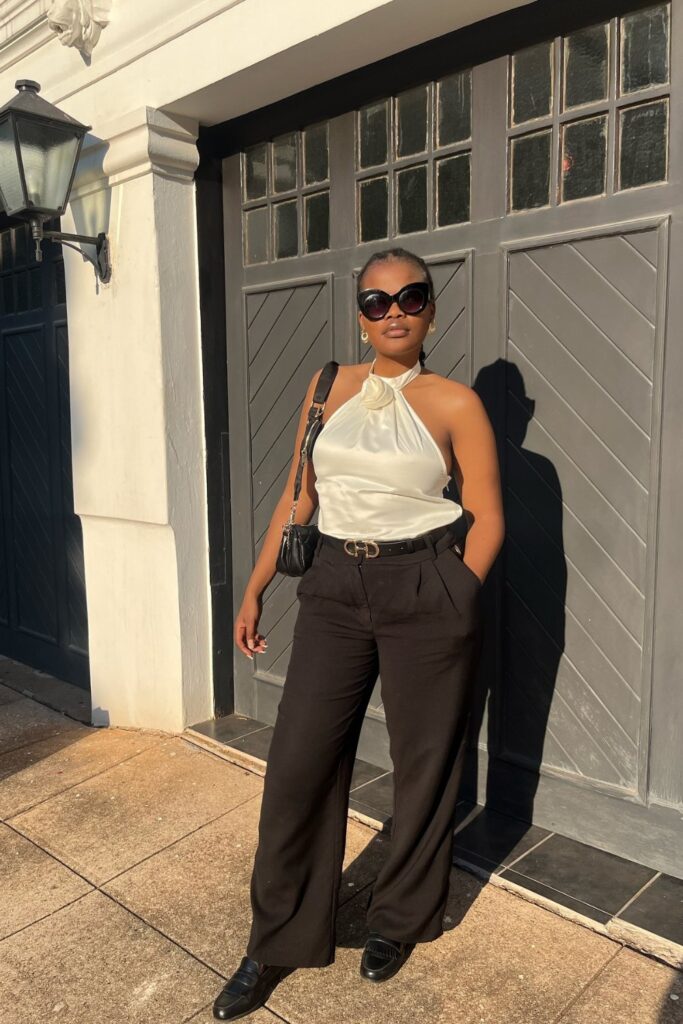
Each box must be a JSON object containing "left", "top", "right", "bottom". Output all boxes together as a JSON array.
[{"left": 0, "top": 79, "right": 110, "bottom": 282}]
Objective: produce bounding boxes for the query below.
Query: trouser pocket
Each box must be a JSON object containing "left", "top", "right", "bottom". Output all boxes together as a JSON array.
[{"left": 429, "top": 545, "right": 482, "bottom": 624}]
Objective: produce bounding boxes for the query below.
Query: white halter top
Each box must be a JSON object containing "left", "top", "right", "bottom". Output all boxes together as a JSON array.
[{"left": 312, "top": 357, "right": 464, "bottom": 540}]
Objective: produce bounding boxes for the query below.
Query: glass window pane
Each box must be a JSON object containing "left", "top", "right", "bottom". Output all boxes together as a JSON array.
[
  {"left": 621, "top": 4, "right": 669, "bottom": 94},
  {"left": 0, "top": 121, "right": 24, "bottom": 212},
  {"left": 243, "top": 143, "right": 267, "bottom": 200},
  {"left": 55, "top": 258, "right": 66, "bottom": 305},
  {"left": 14, "top": 223, "right": 27, "bottom": 264},
  {"left": 30, "top": 267, "right": 42, "bottom": 309},
  {"left": 564, "top": 23, "right": 608, "bottom": 108},
  {"left": 510, "top": 129, "right": 551, "bottom": 210},
  {"left": 436, "top": 153, "right": 470, "bottom": 225},
  {"left": 3, "top": 275, "right": 14, "bottom": 313},
  {"left": 619, "top": 100, "right": 667, "bottom": 189},
  {"left": 437, "top": 69, "right": 471, "bottom": 146},
  {"left": 561, "top": 115, "right": 607, "bottom": 202},
  {"left": 305, "top": 191, "right": 330, "bottom": 252},
  {"left": 511, "top": 41, "right": 553, "bottom": 124},
  {"left": 396, "top": 164, "right": 427, "bottom": 235},
  {"left": 244, "top": 206, "right": 268, "bottom": 264},
  {"left": 274, "top": 200, "right": 298, "bottom": 258},
  {"left": 359, "top": 176, "right": 388, "bottom": 242},
  {"left": 16, "top": 270, "right": 28, "bottom": 312},
  {"left": 1, "top": 229, "right": 12, "bottom": 267},
  {"left": 273, "top": 132, "right": 298, "bottom": 193},
  {"left": 16, "top": 122, "right": 79, "bottom": 211},
  {"left": 304, "top": 122, "right": 328, "bottom": 184},
  {"left": 396, "top": 85, "right": 428, "bottom": 158},
  {"left": 359, "top": 102, "right": 388, "bottom": 168}
]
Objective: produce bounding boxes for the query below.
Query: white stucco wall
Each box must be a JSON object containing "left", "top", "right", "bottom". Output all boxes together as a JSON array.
[
  {"left": 51, "top": 106, "right": 205, "bottom": 733},
  {"left": 0, "top": 0, "right": 531, "bottom": 731}
]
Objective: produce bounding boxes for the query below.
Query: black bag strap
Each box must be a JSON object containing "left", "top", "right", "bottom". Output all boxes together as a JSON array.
[
  {"left": 312, "top": 360, "right": 339, "bottom": 405},
  {"left": 290, "top": 361, "right": 339, "bottom": 509}
]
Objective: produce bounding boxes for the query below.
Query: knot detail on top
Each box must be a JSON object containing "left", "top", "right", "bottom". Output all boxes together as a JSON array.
[
  {"left": 359, "top": 374, "right": 396, "bottom": 409},
  {"left": 358, "top": 357, "right": 423, "bottom": 410}
]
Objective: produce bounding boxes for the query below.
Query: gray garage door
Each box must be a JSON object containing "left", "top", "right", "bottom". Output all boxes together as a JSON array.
[{"left": 222, "top": 1, "right": 683, "bottom": 873}]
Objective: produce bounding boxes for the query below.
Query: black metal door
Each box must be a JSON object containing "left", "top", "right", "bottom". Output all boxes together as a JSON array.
[{"left": 0, "top": 218, "right": 89, "bottom": 689}]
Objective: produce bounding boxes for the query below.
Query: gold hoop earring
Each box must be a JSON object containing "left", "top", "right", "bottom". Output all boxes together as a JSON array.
[
  {"left": 361, "top": 329, "right": 369, "bottom": 342},
  {"left": 428, "top": 321, "right": 436, "bottom": 333}
]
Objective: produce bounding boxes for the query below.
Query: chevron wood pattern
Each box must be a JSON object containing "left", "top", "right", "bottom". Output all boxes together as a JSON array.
[
  {"left": 503, "top": 226, "right": 661, "bottom": 792},
  {"left": 245, "top": 279, "right": 333, "bottom": 693}
]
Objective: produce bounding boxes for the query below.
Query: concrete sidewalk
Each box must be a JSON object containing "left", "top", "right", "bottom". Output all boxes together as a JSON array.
[{"left": 1, "top": 680, "right": 681, "bottom": 1024}]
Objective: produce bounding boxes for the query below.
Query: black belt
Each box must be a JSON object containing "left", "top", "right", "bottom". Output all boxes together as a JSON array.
[{"left": 319, "top": 515, "right": 469, "bottom": 558}]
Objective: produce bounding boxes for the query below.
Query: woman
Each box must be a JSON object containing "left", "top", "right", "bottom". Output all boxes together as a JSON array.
[{"left": 213, "top": 246, "right": 505, "bottom": 1020}]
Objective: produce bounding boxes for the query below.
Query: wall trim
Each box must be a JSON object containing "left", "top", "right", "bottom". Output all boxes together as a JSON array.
[{"left": 70, "top": 106, "right": 199, "bottom": 201}]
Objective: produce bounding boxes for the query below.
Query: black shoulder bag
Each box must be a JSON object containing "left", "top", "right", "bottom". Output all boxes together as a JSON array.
[{"left": 276, "top": 360, "right": 339, "bottom": 576}]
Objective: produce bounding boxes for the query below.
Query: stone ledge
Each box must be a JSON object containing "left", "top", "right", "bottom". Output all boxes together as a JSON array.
[{"left": 182, "top": 725, "right": 267, "bottom": 778}]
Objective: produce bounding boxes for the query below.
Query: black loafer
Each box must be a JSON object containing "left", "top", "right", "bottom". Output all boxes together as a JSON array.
[
  {"left": 360, "top": 932, "right": 414, "bottom": 982},
  {"left": 213, "top": 956, "right": 290, "bottom": 1020}
]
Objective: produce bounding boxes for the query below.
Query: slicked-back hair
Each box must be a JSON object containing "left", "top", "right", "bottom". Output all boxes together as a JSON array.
[{"left": 357, "top": 247, "right": 435, "bottom": 366}]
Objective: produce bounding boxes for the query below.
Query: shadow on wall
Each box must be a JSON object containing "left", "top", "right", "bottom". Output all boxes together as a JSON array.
[
  {"left": 58, "top": 131, "right": 111, "bottom": 469},
  {"left": 460, "top": 357, "right": 563, "bottom": 863},
  {"left": 66, "top": 131, "right": 112, "bottom": 294}
]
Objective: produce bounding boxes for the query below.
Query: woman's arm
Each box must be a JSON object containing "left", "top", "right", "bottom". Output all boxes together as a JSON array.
[
  {"left": 450, "top": 385, "right": 505, "bottom": 585},
  {"left": 245, "top": 368, "right": 322, "bottom": 598},
  {"left": 234, "top": 367, "right": 323, "bottom": 659}
]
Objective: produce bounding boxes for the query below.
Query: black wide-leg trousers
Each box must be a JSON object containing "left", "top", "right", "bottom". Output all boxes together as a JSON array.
[{"left": 245, "top": 521, "right": 484, "bottom": 968}]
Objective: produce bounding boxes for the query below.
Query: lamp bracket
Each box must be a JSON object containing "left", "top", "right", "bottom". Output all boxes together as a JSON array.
[
  {"left": 32, "top": 223, "right": 111, "bottom": 282},
  {"left": 42, "top": 230, "right": 110, "bottom": 282}
]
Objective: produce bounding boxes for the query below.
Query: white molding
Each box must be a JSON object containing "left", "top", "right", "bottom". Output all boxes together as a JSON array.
[
  {"left": 0, "top": 0, "right": 48, "bottom": 42},
  {"left": 70, "top": 106, "right": 200, "bottom": 199},
  {"left": 0, "top": 0, "right": 247, "bottom": 83},
  {"left": 0, "top": 1, "right": 52, "bottom": 69}
]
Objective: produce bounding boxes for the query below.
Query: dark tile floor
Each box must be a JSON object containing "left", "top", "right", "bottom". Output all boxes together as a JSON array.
[
  {"left": 189, "top": 712, "right": 683, "bottom": 950},
  {"left": 500, "top": 833, "right": 656, "bottom": 915},
  {"left": 617, "top": 873, "right": 683, "bottom": 947}
]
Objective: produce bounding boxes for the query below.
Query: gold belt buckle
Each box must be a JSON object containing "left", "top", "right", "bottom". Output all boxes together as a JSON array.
[{"left": 343, "top": 538, "right": 380, "bottom": 557}]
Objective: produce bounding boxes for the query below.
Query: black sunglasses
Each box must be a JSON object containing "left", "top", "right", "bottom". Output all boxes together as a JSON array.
[{"left": 357, "top": 281, "right": 431, "bottom": 321}]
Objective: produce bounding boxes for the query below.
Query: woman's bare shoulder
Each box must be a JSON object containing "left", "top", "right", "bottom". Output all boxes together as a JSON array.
[
  {"left": 420, "top": 367, "right": 478, "bottom": 402},
  {"left": 342, "top": 361, "right": 371, "bottom": 381},
  {"left": 304, "top": 362, "right": 365, "bottom": 403}
]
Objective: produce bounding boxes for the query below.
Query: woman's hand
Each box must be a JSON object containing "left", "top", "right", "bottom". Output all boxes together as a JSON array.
[{"left": 235, "top": 590, "right": 268, "bottom": 660}]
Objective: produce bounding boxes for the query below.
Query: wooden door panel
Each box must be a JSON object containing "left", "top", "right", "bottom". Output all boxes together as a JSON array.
[{"left": 502, "top": 225, "right": 662, "bottom": 793}]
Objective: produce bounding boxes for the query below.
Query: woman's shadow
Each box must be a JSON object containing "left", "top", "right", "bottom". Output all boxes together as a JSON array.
[{"left": 456, "top": 357, "right": 565, "bottom": 874}]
